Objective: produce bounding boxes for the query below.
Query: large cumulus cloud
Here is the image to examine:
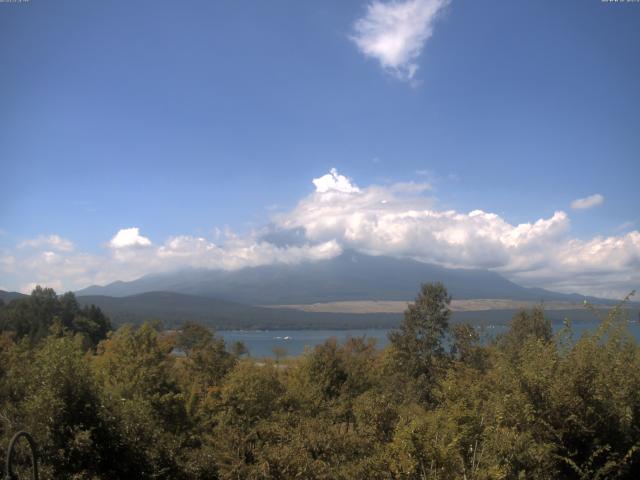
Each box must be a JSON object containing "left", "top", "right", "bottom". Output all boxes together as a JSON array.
[
  {"left": 1, "top": 169, "right": 638, "bottom": 298},
  {"left": 274, "top": 170, "right": 638, "bottom": 297},
  {"left": 276, "top": 170, "right": 570, "bottom": 272}
]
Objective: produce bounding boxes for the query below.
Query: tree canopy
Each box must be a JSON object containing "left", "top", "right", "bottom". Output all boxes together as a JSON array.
[
  {"left": 1, "top": 284, "right": 639, "bottom": 479},
  {"left": 0, "top": 286, "right": 111, "bottom": 347}
]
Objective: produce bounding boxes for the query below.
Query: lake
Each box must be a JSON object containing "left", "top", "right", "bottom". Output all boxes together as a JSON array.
[{"left": 219, "top": 320, "right": 640, "bottom": 358}]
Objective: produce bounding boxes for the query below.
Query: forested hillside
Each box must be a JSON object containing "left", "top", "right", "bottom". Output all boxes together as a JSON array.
[
  {"left": 1, "top": 285, "right": 639, "bottom": 479},
  {"left": 76, "top": 291, "right": 403, "bottom": 330}
]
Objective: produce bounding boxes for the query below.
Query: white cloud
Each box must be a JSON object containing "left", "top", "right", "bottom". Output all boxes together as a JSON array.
[
  {"left": 109, "top": 227, "right": 152, "bottom": 248},
  {"left": 351, "top": 0, "right": 450, "bottom": 81},
  {"left": 389, "top": 181, "right": 432, "bottom": 193},
  {"left": 277, "top": 176, "right": 569, "bottom": 271},
  {"left": 19, "top": 234, "right": 74, "bottom": 252},
  {"left": 156, "top": 236, "right": 341, "bottom": 271},
  {"left": 312, "top": 168, "right": 361, "bottom": 194},
  {"left": 506, "top": 231, "right": 640, "bottom": 298},
  {"left": 571, "top": 193, "right": 604, "bottom": 210},
  {"left": 0, "top": 255, "right": 16, "bottom": 269},
  {"left": 20, "top": 280, "right": 64, "bottom": 295},
  {"left": 0, "top": 170, "right": 638, "bottom": 298},
  {"left": 274, "top": 170, "right": 638, "bottom": 297},
  {"left": 615, "top": 221, "right": 635, "bottom": 232},
  {"left": 0, "top": 224, "right": 342, "bottom": 293}
]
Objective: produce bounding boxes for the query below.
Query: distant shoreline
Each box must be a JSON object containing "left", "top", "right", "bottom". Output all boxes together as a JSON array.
[{"left": 263, "top": 299, "right": 620, "bottom": 314}]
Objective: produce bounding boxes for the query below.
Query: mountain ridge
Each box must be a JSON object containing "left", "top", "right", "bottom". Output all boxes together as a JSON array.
[
  {"left": 76, "top": 251, "right": 605, "bottom": 304},
  {"left": 0, "top": 290, "right": 28, "bottom": 303}
]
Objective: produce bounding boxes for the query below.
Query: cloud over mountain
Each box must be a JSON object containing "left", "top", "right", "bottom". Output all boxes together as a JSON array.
[
  {"left": 277, "top": 182, "right": 569, "bottom": 271},
  {"left": 1, "top": 169, "right": 638, "bottom": 298}
]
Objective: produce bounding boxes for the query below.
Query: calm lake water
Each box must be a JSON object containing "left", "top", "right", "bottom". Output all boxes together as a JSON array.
[{"left": 220, "top": 321, "right": 640, "bottom": 358}]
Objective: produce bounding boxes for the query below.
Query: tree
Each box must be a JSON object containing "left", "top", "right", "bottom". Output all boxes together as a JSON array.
[
  {"left": 305, "top": 338, "right": 348, "bottom": 402},
  {"left": 93, "top": 322, "right": 185, "bottom": 429},
  {"left": 0, "top": 287, "right": 111, "bottom": 347},
  {"left": 176, "top": 321, "right": 213, "bottom": 353},
  {"left": 388, "top": 282, "right": 451, "bottom": 404},
  {"left": 92, "top": 322, "right": 189, "bottom": 478},
  {"left": 177, "top": 321, "right": 236, "bottom": 396},
  {"left": 231, "top": 340, "right": 249, "bottom": 357},
  {"left": 213, "top": 361, "right": 286, "bottom": 477},
  {"left": 0, "top": 286, "right": 59, "bottom": 343},
  {"left": 0, "top": 335, "right": 140, "bottom": 479},
  {"left": 450, "top": 323, "right": 489, "bottom": 371},
  {"left": 498, "top": 306, "right": 552, "bottom": 356}
]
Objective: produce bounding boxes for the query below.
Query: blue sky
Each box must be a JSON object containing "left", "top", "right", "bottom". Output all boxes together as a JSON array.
[{"left": 1, "top": 0, "right": 639, "bottom": 296}]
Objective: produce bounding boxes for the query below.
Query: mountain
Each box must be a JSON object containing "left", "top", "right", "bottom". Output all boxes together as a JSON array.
[
  {"left": 76, "top": 251, "right": 596, "bottom": 304},
  {"left": 0, "top": 290, "right": 28, "bottom": 303},
  {"left": 75, "top": 291, "right": 622, "bottom": 330},
  {"left": 76, "top": 291, "right": 401, "bottom": 330}
]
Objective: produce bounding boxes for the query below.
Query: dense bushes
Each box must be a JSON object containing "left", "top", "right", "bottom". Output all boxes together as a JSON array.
[{"left": 0, "top": 285, "right": 639, "bottom": 479}]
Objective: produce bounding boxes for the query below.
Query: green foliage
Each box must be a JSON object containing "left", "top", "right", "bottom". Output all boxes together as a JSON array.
[
  {"left": 219, "top": 361, "right": 285, "bottom": 427},
  {"left": 450, "top": 322, "right": 490, "bottom": 371},
  {"left": 90, "top": 323, "right": 186, "bottom": 478},
  {"left": 176, "top": 320, "right": 213, "bottom": 351},
  {"left": 177, "top": 321, "right": 236, "bottom": 395},
  {"left": 0, "top": 286, "right": 111, "bottom": 347},
  {"left": 231, "top": 340, "right": 249, "bottom": 357},
  {"left": 497, "top": 305, "right": 552, "bottom": 356},
  {"left": 0, "top": 335, "right": 141, "bottom": 479},
  {"left": 388, "top": 282, "right": 452, "bottom": 404},
  {"left": 1, "top": 285, "right": 639, "bottom": 479}
]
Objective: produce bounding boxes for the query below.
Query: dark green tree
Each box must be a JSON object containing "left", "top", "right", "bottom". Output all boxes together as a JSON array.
[
  {"left": 177, "top": 321, "right": 236, "bottom": 393},
  {"left": 0, "top": 287, "right": 111, "bottom": 347},
  {"left": 231, "top": 340, "right": 249, "bottom": 357},
  {"left": 450, "top": 322, "right": 489, "bottom": 371},
  {"left": 388, "top": 282, "right": 451, "bottom": 404},
  {"left": 498, "top": 306, "right": 552, "bottom": 356},
  {"left": 176, "top": 321, "right": 213, "bottom": 353}
]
